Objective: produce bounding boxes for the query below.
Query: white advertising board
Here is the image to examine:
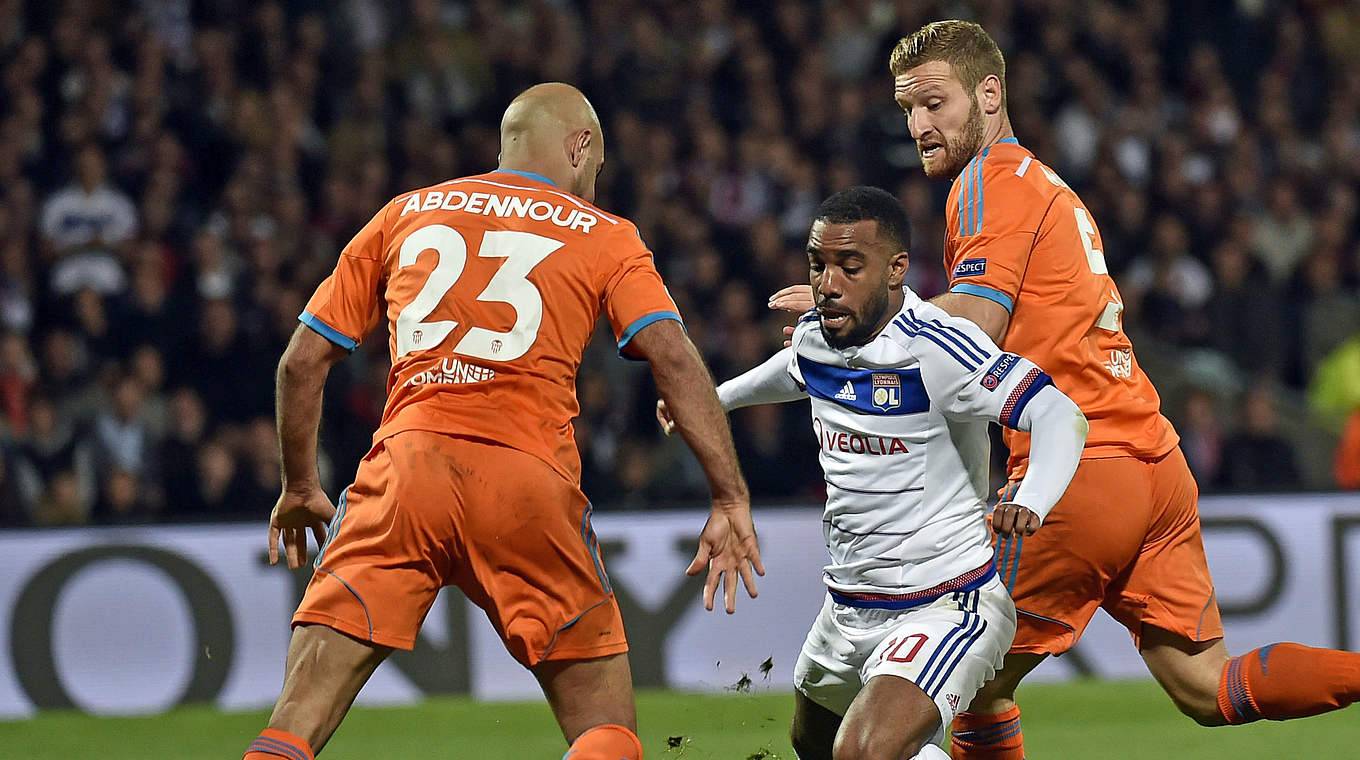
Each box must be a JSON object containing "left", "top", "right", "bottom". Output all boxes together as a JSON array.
[{"left": 1, "top": 493, "right": 1358, "bottom": 718}]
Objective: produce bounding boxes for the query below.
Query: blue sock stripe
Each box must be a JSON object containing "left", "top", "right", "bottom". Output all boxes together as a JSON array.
[
  {"left": 957, "top": 723, "right": 1022, "bottom": 745},
  {"left": 953, "top": 716, "right": 1020, "bottom": 742},
  {"left": 250, "top": 736, "right": 308, "bottom": 760}
]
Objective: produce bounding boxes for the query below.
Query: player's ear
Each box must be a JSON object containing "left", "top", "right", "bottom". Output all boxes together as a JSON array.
[
  {"left": 979, "top": 74, "right": 1004, "bottom": 115},
  {"left": 567, "top": 129, "right": 592, "bottom": 168},
  {"left": 888, "top": 249, "right": 910, "bottom": 288}
]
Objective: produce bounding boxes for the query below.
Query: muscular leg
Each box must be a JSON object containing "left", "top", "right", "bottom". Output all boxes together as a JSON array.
[
  {"left": 962, "top": 651, "right": 1045, "bottom": 715},
  {"left": 1141, "top": 624, "right": 1360, "bottom": 726},
  {"left": 264, "top": 624, "right": 393, "bottom": 753},
  {"left": 533, "top": 652, "right": 639, "bottom": 752},
  {"left": 833, "top": 674, "right": 939, "bottom": 760},
  {"left": 790, "top": 690, "right": 841, "bottom": 760},
  {"left": 1139, "top": 624, "right": 1229, "bottom": 725}
]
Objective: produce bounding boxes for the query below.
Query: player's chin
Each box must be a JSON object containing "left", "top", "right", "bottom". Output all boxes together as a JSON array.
[{"left": 919, "top": 156, "right": 953, "bottom": 179}]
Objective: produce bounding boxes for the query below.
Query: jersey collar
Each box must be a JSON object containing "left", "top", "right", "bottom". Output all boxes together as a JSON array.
[{"left": 492, "top": 169, "right": 558, "bottom": 187}]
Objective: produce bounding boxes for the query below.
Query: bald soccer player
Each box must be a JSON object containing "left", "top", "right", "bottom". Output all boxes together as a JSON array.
[{"left": 242, "top": 83, "right": 763, "bottom": 760}]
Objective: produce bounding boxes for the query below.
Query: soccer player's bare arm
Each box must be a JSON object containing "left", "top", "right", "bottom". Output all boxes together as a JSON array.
[
  {"left": 626, "top": 317, "right": 764, "bottom": 613},
  {"left": 928, "top": 290, "right": 1010, "bottom": 344},
  {"left": 270, "top": 325, "right": 348, "bottom": 568}
]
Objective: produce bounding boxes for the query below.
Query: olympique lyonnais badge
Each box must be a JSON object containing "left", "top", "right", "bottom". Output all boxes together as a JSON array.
[{"left": 871, "top": 373, "right": 902, "bottom": 411}]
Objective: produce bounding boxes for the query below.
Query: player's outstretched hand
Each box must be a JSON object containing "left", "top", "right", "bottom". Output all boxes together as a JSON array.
[
  {"left": 686, "top": 504, "right": 765, "bottom": 614},
  {"left": 991, "top": 501, "right": 1041, "bottom": 538},
  {"left": 768, "top": 285, "right": 815, "bottom": 313},
  {"left": 269, "top": 486, "right": 336, "bottom": 569},
  {"left": 655, "top": 398, "right": 676, "bottom": 435}
]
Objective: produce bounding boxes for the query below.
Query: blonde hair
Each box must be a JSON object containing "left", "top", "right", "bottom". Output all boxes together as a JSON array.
[{"left": 889, "top": 20, "right": 1006, "bottom": 108}]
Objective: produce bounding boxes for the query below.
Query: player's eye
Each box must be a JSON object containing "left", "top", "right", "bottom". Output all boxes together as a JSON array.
[
  {"left": 927, "top": 101, "right": 942, "bottom": 111},
  {"left": 809, "top": 261, "right": 825, "bottom": 272}
]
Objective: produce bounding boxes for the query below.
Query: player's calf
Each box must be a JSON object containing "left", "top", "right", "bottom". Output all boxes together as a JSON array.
[
  {"left": 950, "top": 706, "right": 1026, "bottom": 759},
  {"left": 1217, "top": 643, "right": 1360, "bottom": 724},
  {"left": 243, "top": 728, "right": 314, "bottom": 760}
]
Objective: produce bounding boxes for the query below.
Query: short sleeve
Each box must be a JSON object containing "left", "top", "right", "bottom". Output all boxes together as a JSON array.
[
  {"left": 945, "top": 162, "right": 1047, "bottom": 313},
  {"left": 300, "top": 206, "right": 387, "bottom": 352},
  {"left": 600, "top": 225, "right": 682, "bottom": 359},
  {"left": 898, "top": 307, "right": 1052, "bottom": 427}
]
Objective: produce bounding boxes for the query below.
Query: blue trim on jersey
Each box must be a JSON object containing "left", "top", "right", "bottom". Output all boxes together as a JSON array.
[
  {"left": 299, "top": 311, "right": 359, "bottom": 352},
  {"left": 315, "top": 566, "right": 374, "bottom": 642},
  {"left": 616, "top": 310, "right": 683, "bottom": 360},
  {"left": 975, "top": 145, "right": 993, "bottom": 235},
  {"left": 796, "top": 357, "right": 929, "bottom": 415},
  {"left": 493, "top": 168, "right": 558, "bottom": 187},
  {"left": 948, "top": 283, "right": 1015, "bottom": 313},
  {"left": 580, "top": 501, "right": 610, "bottom": 594},
  {"left": 1016, "top": 607, "right": 1076, "bottom": 632},
  {"left": 893, "top": 315, "right": 979, "bottom": 370},
  {"left": 904, "top": 310, "right": 989, "bottom": 365},
  {"left": 1003, "top": 371, "right": 1053, "bottom": 429},
  {"left": 998, "top": 137, "right": 1019, "bottom": 145},
  {"left": 797, "top": 308, "right": 819, "bottom": 325},
  {"left": 313, "top": 487, "right": 349, "bottom": 568},
  {"left": 957, "top": 165, "right": 968, "bottom": 237}
]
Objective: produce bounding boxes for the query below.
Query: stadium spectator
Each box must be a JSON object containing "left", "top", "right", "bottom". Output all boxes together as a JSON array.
[
  {"left": 1217, "top": 383, "right": 1303, "bottom": 493},
  {"left": 0, "top": 0, "right": 1350, "bottom": 523}
]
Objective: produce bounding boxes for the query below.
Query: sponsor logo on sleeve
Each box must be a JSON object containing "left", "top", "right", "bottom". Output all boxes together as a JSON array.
[
  {"left": 953, "top": 258, "right": 988, "bottom": 278},
  {"left": 980, "top": 353, "right": 1020, "bottom": 390}
]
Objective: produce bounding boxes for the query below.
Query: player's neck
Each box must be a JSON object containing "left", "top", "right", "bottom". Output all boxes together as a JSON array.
[{"left": 980, "top": 115, "right": 1015, "bottom": 151}]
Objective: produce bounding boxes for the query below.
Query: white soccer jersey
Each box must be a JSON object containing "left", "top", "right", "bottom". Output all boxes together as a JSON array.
[{"left": 720, "top": 288, "right": 1053, "bottom": 598}]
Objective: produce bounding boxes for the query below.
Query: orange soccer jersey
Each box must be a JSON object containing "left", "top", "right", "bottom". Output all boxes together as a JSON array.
[
  {"left": 943, "top": 139, "right": 1178, "bottom": 477},
  {"left": 300, "top": 169, "right": 680, "bottom": 483}
]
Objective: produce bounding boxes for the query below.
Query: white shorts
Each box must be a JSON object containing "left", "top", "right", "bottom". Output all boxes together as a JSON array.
[{"left": 793, "top": 576, "right": 1016, "bottom": 745}]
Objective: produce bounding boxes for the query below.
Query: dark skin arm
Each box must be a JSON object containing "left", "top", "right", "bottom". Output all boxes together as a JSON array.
[
  {"left": 626, "top": 318, "right": 764, "bottom": 613},
  {"left": 270, "top": 325, "right": 349, "bottom": 569}
]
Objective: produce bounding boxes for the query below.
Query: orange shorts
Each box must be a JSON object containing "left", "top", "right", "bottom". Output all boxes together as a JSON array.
[
  {"left": 994, "top": 446, "right": 1223, "bottom": 653},
  {"left": 292, "top": 430, "right": 627, "bottom": 666}
]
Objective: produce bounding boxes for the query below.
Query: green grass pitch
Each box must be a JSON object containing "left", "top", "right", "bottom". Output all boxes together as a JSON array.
[{"left": 1, "top": 680, "right": 1355, "bottom": 759}]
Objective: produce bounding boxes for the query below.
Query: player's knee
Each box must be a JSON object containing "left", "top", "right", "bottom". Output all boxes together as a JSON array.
[
  {"left": 830, "top": 725, "right": 922, "bottom": 760},
  {"left": 1162, "top": 685, "right": 1226, "bottom": 727}
]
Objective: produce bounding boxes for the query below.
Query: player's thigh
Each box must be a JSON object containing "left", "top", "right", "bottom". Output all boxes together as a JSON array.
[
  {"left": 791, "top": 689, "right": 841, "bottom": 760},
  {"left": 293, "top": 436, "right": 449, "bottom": 650},
  {"left": 857, "top": 581, "right": 1016, "bottom": 746},
  {"left": 532, "top": 652, "right": 637, "bottom": 741},
  {"left": 446, "top": 437, "right": 626, "bottom": 667},
  {"left": 1106, "top": 447, "right": 1223, "bottom": 649},
  {"left": 836, "top": 674, "right": 940, "bottom": 760},
  {"left": 999, "top": 457, "right": 1150, "bottom": 654}
]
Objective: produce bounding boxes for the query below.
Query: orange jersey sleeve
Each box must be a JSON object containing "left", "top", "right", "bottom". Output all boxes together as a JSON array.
[
  {"left": 300, "top": 170, "right": 679, "bottom": 483},
  {"left": 944, "top": 140, "right": 1178, "bottom": 476},
  {"left": 300, "top": 207, "right": 388, "bottom": 351}
]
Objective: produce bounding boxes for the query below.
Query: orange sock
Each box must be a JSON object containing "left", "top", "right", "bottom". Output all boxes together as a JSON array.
[
  {"left": 1217, "top": 643, "right": 1360, "bottom": 724},
  {"left": 563, "top": 723, "right": 642, "bottom": 760},
  {"left": 950, "top": 705, "right": 1025, "bottom": 760},
  {"left": 244, "top": 728, "right": 315, "bottom": 760}
]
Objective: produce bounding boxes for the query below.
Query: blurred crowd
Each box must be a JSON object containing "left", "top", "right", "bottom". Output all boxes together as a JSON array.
[{"left": 0, "top": 0, "right": 1357, "bottom": 527}]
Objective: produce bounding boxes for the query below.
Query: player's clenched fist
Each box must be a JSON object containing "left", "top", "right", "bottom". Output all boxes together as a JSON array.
[{"left": 991, "top": 501, "right": 1041, "bottom": 537}]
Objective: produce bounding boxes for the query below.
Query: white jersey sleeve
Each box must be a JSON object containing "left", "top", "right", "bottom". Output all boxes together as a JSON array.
[
  {"left": 716, "top": 345, "right": 807, "bottom": 411},
  {"left": 893, "top": 306, "right": 1052, "bottom": 428}
]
